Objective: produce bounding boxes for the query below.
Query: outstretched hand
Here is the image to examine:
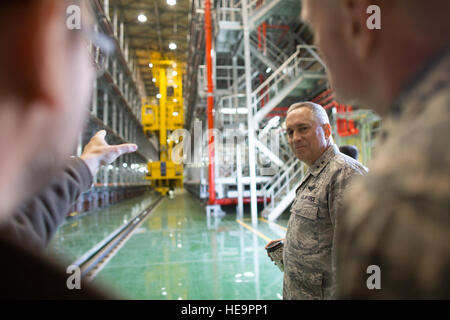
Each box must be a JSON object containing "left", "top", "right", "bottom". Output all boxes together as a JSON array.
[{"left": 80, "top": 130, "right": 138, "bottom": 176}]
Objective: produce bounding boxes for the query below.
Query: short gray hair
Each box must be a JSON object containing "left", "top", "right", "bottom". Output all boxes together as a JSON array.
[{"left": 286, "top": 101, "right": 330, "bottom": 125}]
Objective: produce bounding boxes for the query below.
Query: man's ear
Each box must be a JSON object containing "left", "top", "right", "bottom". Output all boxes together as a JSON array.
[
  {"left": 9, "top": 1, "right": 62, "bottom": 111},
  {"left": 341, "top": 0, "right": 378, "bottom": 60},
  {"left": 323, "top": 123, "right": 332, "bottom": 139}
]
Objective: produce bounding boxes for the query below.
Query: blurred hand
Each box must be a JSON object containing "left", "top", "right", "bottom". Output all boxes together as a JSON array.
[
  {"left": 80, "top": 130, "right": 138, "bottom": 176},
  {"left": 265, "top": 238, "right": 284, "bottom": 260}
]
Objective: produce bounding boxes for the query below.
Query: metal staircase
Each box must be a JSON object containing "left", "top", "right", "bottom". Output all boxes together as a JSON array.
[
  {"left": 187, "top": 0, "right": 328, "bottom": 222},
  {"left": 251, "top": 45, "right": 326, "bottom": 123},
  {"left": 215, "top": 33, "right": 326, "bottom": 222},
  {"left": 249, "top": 45, "right": 326, "bottom": 181},
  {"left": 246, "top": 0, "right": 300, "bottom": 29},
  {"left": 261, "top": 154, "right": 306, "bottom": 221}
]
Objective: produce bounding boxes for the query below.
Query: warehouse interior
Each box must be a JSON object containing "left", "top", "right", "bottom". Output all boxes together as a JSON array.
[{"left": 47, "top": 0, "right": 383, "bottom": 299}]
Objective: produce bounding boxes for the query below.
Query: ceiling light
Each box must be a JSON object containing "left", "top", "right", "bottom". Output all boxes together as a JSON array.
[
  {"left": 173, "top": 98, "right": 177, "bottom": 102},
  {"left": 169, "top": 42, "right": 177, "bottom": 50},
  {"left": 266, "top": 67, "right": 271, "bottom": 74},
  {"left": 137, "top": 14, "right": 147, "bottom": 23},
  {"left": 172, "top": 70, "right": 178, "bottom": 76},
  {"left": 148, "top": 63, "right": 153, "bottom": 68},
  {"left": 152, "top": 78, "right": 156, "bottom": 83},
  {"left": 173, "top": 112, "right": 179, "bottom": 116},
  {"left": 167, "top": 0, "right": 176, "bottom": 6},
  {"left": 156, "top": 93, "right": 162, "bottom": 99}
]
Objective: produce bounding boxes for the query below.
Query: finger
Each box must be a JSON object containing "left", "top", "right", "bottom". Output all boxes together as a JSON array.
[
  {"left": 95, "top": 130, "right": 107, "bottom": 139},
  {"left": 91, "top": 130, "right": 108, "bottom": 144},
  {"left": 110, "top": 143, "right": 138, "bottom": 157}
]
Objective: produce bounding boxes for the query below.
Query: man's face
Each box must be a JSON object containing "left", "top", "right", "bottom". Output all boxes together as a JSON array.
[
  {"left": 0, "top": 1, "right": 95, "bottom": 220},
  {"left": 302, "top": 0, "right": 365, "bottom": 105},
  {"left": 286, "top": 108, "right": 329, "bottom": 166},
  {"left": 24, "top": 3, "right": 95, "bottom": 199},
  {"left": 53, "top": 5, "right": 95, "bottom": 158}
]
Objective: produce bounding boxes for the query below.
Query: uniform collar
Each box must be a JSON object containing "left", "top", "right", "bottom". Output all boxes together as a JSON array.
[
  {"left": 390, "top": 46, "right": 450, "bottom": 119},
  {"left": 306, "top": 144, "right": 339, "bottom": 178},
  {"left": 381, "top": 47, "right": 450, "bottom": 144}
]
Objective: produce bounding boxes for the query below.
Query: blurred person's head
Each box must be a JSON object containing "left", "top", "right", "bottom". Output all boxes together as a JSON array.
[
  {"left": 339, "top": 145, "right": 359, "bottom": 160},
  {"left": 0, "top": 0, "right": 95, "bottom": 221},
  {"left": 285, "top": 102, "right": 333, "bottom": 166},
  {"left": 301, "top": 0, "right": 450, "bottom": 115}
]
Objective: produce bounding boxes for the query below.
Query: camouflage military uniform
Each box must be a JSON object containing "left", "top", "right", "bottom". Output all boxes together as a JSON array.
[
  {"left": 337, "top": 50, "right": 450, "bottom": 299},
  {"left": 283, "top": 144, "right": 367, "bottom": 300}
]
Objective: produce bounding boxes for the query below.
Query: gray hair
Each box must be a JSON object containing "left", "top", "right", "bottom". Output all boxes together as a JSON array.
[{"left": 286, "top": 101, "right": 330, "bottom": 125}]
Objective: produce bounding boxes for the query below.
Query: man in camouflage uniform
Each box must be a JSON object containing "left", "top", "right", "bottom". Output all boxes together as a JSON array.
[
  {"left": 301, "top": 0, "right": 450, "bottom": 298},
  {"left": 266, "top": 102, "right": 367, "bottom": 299}
]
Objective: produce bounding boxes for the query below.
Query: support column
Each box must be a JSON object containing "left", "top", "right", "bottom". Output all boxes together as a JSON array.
[
  {"left": 103, "top": 88, "right": 109, "bottom": 126},
  {"left": 242, "top": 0, "right": 258, "bottom": 226},
  {"left": 236, "top": 134, "right": 244, "bottom": 220},
  {"left": 92, "top": 78, "right": 98, "bottom": 116}
]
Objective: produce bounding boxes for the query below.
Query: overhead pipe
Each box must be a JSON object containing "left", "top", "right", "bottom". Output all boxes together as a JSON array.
[
  {"left": 317, "top": 94, "right": 335, "bottom": 106},
  {"left": 215, "top": 197, "right": 269, "bottom": 206},
  {"left": 263, "top": 22, "right": 267, "bottom": 55},
  {"left": 312, "top": 88, "right": 333, "bottom": 103}
]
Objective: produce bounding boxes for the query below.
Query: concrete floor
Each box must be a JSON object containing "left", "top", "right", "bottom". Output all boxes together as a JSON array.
[{"left": 48, "top": 189, "right": 289, "bottom": 300}]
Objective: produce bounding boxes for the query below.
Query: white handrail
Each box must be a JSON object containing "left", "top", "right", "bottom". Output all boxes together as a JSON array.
[{"left": 251, "top": 45, "right": 323, "bottom": 108}]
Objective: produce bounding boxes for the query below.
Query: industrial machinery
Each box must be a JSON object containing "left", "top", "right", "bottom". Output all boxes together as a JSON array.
[{"left": 142, "top": 53, "right": 184, "bottom": 196}]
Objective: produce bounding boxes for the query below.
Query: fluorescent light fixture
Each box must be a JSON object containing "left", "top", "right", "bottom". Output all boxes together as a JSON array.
[
  {"left": 148, "top": 63, "right": 153, "bottom": 68},
  {"left": 167, "top": 0, "right": 176, "bottom": 5},
  {"left": 221, "top": 108, "right": 236, "bottom": 114},
  {"left": 137, "top": 14, "right": 147, "bottom": 23},
  {"left": 220, "top": 108, "right": 249, "bottom": 114},
  {"left": 156, "top": 93, "right": 162, "bottom": 99},
  {"left": 169, "top": 42, "right": 177, "bottom": 50}
]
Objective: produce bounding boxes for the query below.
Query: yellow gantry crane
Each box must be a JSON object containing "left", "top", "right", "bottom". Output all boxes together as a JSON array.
[{"left": 141, "top": 53, "right": 184, "bottom": 196}]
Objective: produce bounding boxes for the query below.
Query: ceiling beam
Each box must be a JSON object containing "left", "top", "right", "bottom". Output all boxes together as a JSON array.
[{"left": 153, "top": 1, "right": 163, "bottom": 52}]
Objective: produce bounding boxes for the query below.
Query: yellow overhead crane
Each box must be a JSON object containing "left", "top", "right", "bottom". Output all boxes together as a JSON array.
[{"left": 141, "top": 53, "right": 184, "bottom": 196}]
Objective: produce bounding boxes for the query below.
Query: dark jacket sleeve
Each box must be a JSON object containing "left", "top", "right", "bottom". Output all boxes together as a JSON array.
[{"left": 0, "top": 157, "right": 93, "bottom": 250}]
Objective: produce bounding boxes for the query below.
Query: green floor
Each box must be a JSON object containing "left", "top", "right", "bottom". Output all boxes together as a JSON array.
[
  {"left": 47, "top": 191, "right": 161, "bottom": 263},
  {"left": 49, "top": 189, "right": 289, "bottom": 300}
]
